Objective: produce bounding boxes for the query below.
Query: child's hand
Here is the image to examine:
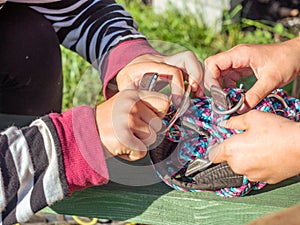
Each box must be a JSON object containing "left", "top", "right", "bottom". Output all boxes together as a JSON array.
[
  {"left": 96, "top": 89, "right": 169, "bottom": 161},
  {"left": 116, "top": 52, "right": 204, "bottom": 100}
]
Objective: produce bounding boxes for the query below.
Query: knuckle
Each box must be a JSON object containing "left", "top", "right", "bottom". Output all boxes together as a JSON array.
[
  {"left": 183, "top": 50, "right": 196, "bottom": 58},
  {"left": 168, "top": 66, "right": 184, "bottom": 76},
  {"left": 247, "top": 91, "right": 263, "bottom": 103},
  {"left": 232, "top": 44, "right": 251, "bottom": 52},
  {"left": 204, "top": 56, "right": 213, "bottom": 66}
]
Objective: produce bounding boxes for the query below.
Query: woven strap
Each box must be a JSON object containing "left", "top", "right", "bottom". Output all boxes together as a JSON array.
[{"left": 150, "top": 88, "right": 300, "bottom": 197}]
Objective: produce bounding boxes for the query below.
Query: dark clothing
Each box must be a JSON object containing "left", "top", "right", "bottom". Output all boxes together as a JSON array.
[{"left": 0, "top": 3, "right": 62, "bottom": 115}]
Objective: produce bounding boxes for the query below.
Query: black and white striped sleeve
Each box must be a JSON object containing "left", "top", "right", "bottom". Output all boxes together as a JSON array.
[
  {"left": 0, "top": 123, "right": 68, "bottom": 224},
  {"left": 29, "top": 0, "right": 146, "bottom": 73},
  {"left": 0, "top": 106, "right": 108, "bottom": 225}
]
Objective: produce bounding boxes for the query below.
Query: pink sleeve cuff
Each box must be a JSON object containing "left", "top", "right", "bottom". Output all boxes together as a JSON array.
[
  {"left": 102, "top": 39, "right": 163, "bottom": 99},
  {"left": 50, "top": 106, "right": 109, "bottom": 194}
]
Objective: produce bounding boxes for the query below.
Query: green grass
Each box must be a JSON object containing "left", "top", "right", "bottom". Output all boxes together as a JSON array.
[
  {"left": 61, "top": 0, "right": 298, "bottom": 111},
  {"left": 61, "top": 47, "right": 103, "bottom": 111}
]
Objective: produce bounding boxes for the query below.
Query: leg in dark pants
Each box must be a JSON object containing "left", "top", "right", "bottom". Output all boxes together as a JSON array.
[
  {"left": 0, "top": 3, "right": 62, "bottom": 115},
  {"left": 0, "top": 3, "right": 63, "bottom": 128}
]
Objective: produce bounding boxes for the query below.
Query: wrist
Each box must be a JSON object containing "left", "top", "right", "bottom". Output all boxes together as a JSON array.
[
  {"left": 102, "top": 39, "right": 162, "bottom": 99},
  {"left": 50, "top": 106, "right": 109, "bottom": 194}
]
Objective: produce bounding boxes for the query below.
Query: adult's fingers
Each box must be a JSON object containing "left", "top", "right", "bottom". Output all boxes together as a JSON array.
[
  {"left": 218, "top": 112, "right": 251, "bottom": 130},
  {"left": 208, "top": 113, "right": 251, "bottom": 163},
  {"left": 223, "top": 67, "right": 254, "bottom": 88},
  {"left": 242, "top": 74, "right": 279, "bottom": 111},
  {"left": 204, "top": 50, "right": 237, "bottom": 90},
  {"left": 135, "top": 102, "right": 163, "bottom": 132},
  {"left": 204, "top": 44, "right": 255, "bottom": 90},
  {"left": 208, "top": 131, "right": 249, "bottom": 165}
]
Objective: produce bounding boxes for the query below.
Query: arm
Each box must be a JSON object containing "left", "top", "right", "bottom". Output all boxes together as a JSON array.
[
  {"left": 27, "top": 0, "right": 161, "bottom": 96},
  {"left": 0, "top": 89, "right": 169, "bottom": 224},
  {"left": 0, "top": 106, "right": 108, "bottom": 224},
  {"left": 27, "top": 0, "right": 203, "bottom": 99}
]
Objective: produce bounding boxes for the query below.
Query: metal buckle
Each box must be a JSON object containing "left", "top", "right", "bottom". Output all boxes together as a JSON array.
[
  {"left": 185, "top": 158, "right": 212, "bottom": 176},
  {"left": 159, "top": 85, "right": 190, "bottom": 134},
  {"left": 267, "top": 93, "right": 288, "bottom": 108},
  {"left": 139, "top": 72, "right": 159, "bottom": 91},
  {"left": 181, "top": 121, "right": 212, "bottom": 177},
  {"left": 210, "top": 85, "right": 244, "bottom": 115},
  {"left": 139, "top": 73, "right": 191, "bottom": 134},
  {"left": 181, "top": 120, "right": 210, "bottom": 137}
]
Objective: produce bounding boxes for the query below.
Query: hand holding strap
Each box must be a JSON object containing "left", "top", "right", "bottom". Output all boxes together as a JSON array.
[{"left": 165, "top": 162, "right": 244, "bottom": 191}]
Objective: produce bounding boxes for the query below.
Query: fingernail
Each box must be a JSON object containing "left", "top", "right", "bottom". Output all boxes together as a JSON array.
[
  {"left": 191, "top": 82, "right": 198, "bottom": 92},
  {"left": 218, "top": 120, "right": 228, "bottom": 127},
  {"left": 237, "top": 103, "right": 249, "bottom": 114},
  {"left": 208, "top": 143, "right": 219, "bottom": 162}
]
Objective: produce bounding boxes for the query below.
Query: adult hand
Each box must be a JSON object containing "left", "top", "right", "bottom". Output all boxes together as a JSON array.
[
  {"left": 205, "top": 36, "right": 300, "bottom": 112},
  {"left": 96, "top": 89, "right": 169, "bottom": 161},
  {"left": 208, "top": 110, "right": 300, "bottom": 184},
  {"left": 116, "top": 51, "right": 204, "bottom": 103}
]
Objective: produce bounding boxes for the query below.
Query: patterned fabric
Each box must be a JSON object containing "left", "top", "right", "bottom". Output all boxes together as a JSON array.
[{"left": 152, "top": 88, "right": 300, "bottom": 197}]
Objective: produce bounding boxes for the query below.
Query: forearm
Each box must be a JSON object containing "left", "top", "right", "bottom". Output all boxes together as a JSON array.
[
  {"left": 26, "top": 0, "right": 161, "bottom": 98},
  {"left": 28, "top": 0, "right": 144, "bottom": 62},
  {"left": 27, "top": 1, "right": 152, "bottom": 81},
  {"left": 0, "top": 106, "right": 108, "bottom": 224}
]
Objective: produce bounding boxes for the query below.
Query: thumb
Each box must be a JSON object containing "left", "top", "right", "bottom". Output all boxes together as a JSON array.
[
  {"left": 138, "top": 90, "right": 170, "bottom": 118},
  {"left": 219, "top": 113, "right": 250, "bottom": 131},
  {"left": 208, "top": 143, "right": 223, "bottom": 163},
  {"left": 242, "top": 75, "right": 277, "bottom": 111},
  {"left": 209, "top": 113, "right": 251, "bottom": 163}
]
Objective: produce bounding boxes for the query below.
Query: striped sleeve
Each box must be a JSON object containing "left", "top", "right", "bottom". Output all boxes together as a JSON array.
[
  {"left": 29, "top": 0, "right": 145, "bottom": 63},
  {"left": 0, "top": 106, "right": 108, "bottom": 224},
  {"left": 28, "top": 0, "right": 161, "bottom": 98}
]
